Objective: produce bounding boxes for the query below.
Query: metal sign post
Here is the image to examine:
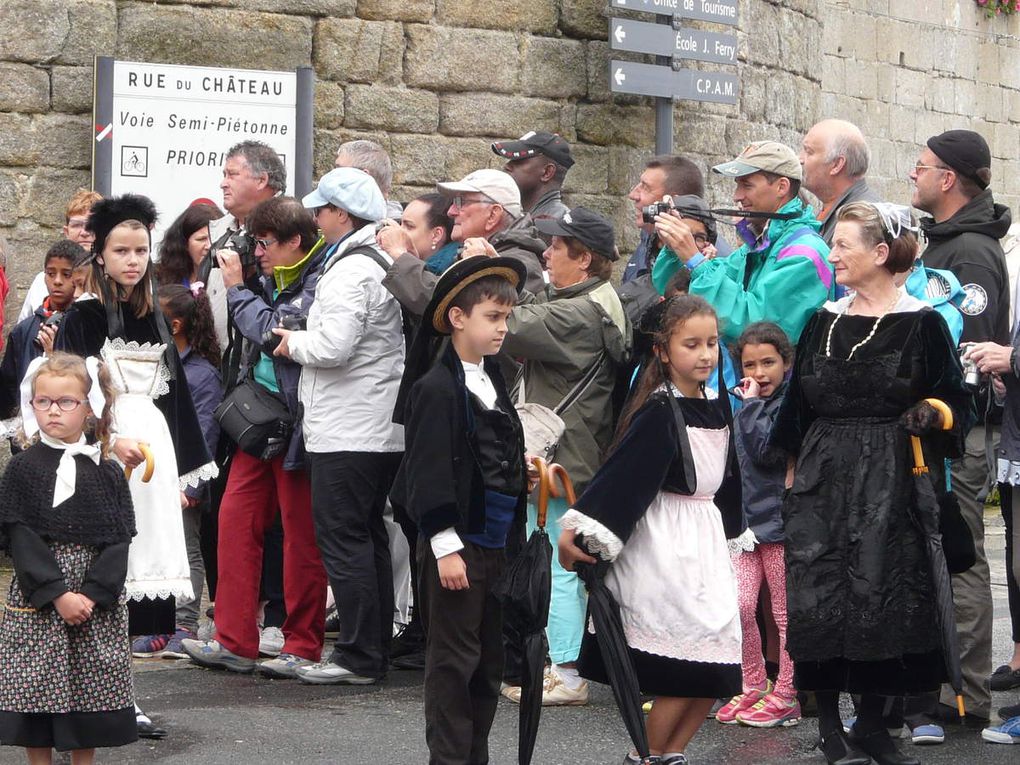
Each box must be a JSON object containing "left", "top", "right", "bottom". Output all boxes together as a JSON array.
[
  {"left": 654, "top": 14, "right": 673, "bottom": 155},
  {"left": 608, "top": 0, "right": 740, "bottom": 154}
]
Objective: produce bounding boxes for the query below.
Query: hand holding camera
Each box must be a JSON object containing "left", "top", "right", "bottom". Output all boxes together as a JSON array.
[
  {"left": 651, "top": 198, "right": 701, "bottom": 261},
  {"left": 35, "top": 311, "right": 64, "bottom": 351},
  {"left": 263, "top": 312, "right": 306, "bottom": 356},
  {"left": 459, "top": 238, "right": 498, "bottom": 261},
  {"left": 960, "top": 341, "right": 1013, "bottom": 387},
  {"left": 216, "top": 248, "right": 244, "bottom": 289},
  {"left": 376, "top": 220, "right": 415, "bottom": 259}
]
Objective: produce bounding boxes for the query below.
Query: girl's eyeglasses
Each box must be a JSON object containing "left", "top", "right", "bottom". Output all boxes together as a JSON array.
[{"left": 31, "top": 396, "right": 87, "bottom": 412}]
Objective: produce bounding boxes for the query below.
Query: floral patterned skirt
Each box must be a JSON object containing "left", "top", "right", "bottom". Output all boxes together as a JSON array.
[{"left": 0, "top": 542, "right": 136, "bottom": 750}]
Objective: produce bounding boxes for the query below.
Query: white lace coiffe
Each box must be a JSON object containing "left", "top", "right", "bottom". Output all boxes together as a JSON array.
[{"left": 18, "top": 355, "right": 108, "bottom": 507}]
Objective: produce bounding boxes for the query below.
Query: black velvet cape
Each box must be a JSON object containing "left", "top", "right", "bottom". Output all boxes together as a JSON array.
[{"left": 54, "top": 297, "right": 212, "bottom": 479}]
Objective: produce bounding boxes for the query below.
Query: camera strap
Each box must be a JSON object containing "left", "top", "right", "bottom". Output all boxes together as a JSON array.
[{"left": 709, "top": 208, "right": 800, "bottom": 225}]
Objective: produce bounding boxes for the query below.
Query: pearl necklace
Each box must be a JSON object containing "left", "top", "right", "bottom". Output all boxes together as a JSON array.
[{"left": 824, "top": 291, "right": 901, "bottom": 360}]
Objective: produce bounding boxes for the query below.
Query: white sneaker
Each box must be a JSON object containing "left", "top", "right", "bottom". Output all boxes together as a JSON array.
[
  {"left": 501, "top": 667, "right": 590, "bottom": 706},
  {"left": 295, "top": 659, "right": 377, "bottom": 685},
  {"left": 259, "top": 653, "right": 315, "bottom": 679},
  {"left": 541, "top": 666, "right": 589, "bottom": 706},
  {"left": 259, "top": 626, "right": 285, "bottom": 657},
  {"left": 502, "top": 683, "right": 523, "bottom": 703}
]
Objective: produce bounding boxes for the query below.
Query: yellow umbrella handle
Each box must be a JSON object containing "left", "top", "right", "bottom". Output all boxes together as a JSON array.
[
  {"left": 910, "top": 399, "right": 954, "bottom": 475},
  {"left": 923, "top": 398, "right": 954, "bottom": 431},
  {"left": 124, "top": 442, "right": 155, "bottom": 483}
]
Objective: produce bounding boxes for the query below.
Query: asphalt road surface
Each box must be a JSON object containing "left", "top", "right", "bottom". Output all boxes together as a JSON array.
[{"left": 0, "top": 509, "right": 1016, "bottom": 764}]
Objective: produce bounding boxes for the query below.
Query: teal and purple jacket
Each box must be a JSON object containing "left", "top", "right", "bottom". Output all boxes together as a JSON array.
[{"left": 652, "top": 197, "right": 833, "bottom": 345}]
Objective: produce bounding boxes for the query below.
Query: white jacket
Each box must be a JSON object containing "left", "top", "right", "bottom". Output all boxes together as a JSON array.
[{"left": 287, "top": 225, "right": 405, "bottom": 453}]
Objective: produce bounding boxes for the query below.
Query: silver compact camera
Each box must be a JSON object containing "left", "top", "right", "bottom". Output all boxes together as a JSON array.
[{"left": 959, "top": 343, "right": 982, "bottom": 388}]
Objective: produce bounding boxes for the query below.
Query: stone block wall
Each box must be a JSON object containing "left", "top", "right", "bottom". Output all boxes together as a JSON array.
[
  {"left": 820, "top": 1, "right": 1020, "bottom": 215},
  {"left": 0, "top": 0, "right": 1014, "bottom": 322}
]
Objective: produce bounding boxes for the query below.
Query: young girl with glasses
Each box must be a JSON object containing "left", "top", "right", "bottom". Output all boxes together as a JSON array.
[
  {"left": 0, "top": 352, "right": 137, "bottom": 762},
  {"left": 54, "top": 194, "right": 215, "bottom": 737}
]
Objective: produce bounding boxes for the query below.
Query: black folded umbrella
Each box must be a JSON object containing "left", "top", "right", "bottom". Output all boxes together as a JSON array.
[
  {"left": 907, "top": 430, "right": 965, "bottom": 717},
  {"left": 492, "top": 458, "right": 554, "bottom": 765},
  {"left": 573, "top": 559, "right": 652, "bottom": 762}
]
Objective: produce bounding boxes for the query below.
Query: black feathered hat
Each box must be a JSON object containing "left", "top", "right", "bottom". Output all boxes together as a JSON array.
[
  {"left": 85, "top": 194, "right": 175, "bottom": 375},
  {"left": 87, "top": 193, "right": 158, "bottom": 258}
]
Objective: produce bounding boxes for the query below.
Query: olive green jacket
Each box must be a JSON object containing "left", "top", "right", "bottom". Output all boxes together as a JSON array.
[{"left": 503, "top": 277, "right": 631, "bottom": 493}]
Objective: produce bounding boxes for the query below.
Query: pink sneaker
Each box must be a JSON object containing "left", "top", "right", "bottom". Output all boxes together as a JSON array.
[
  {"left": 736, "top": 692, "right": 802, "bottom": 728},
  {"left": 715, "top": 681, "right": 771, "bottom": 724}
]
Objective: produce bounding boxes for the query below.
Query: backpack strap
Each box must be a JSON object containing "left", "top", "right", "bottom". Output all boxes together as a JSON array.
[{"left": 326, "top": 244, "right": 390, "bottom": 274}]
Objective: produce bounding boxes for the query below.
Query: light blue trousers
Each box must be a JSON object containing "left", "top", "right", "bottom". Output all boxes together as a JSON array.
[{"left": 528, "top": 496, "right": 587, "bottom": 664}]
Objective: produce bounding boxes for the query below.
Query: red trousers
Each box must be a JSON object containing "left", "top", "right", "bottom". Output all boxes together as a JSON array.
[{"left": 215, "top": 450, "right": 326, "bottom": 661}]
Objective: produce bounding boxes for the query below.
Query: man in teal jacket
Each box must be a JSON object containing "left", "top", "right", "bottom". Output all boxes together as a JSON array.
[{"left": 652, "top": 141, "right": 832, "bottom": 345}]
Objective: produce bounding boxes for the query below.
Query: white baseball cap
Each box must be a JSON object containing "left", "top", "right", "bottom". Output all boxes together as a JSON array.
[{"left": 437, "top": 169, "right": 523, "bottom": 218}]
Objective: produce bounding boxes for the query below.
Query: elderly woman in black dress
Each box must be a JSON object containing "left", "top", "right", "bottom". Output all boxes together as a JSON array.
[{"left": 771, "top": 202, "right": 975, "bottom": 765}]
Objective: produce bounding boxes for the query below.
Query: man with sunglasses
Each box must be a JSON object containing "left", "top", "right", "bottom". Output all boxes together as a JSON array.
[
  {"left": 909, "top": 129, "right": 1012, "bottom": 732},
  {"left": 380, "top": 169, "right": 546, "bottom": 315}
]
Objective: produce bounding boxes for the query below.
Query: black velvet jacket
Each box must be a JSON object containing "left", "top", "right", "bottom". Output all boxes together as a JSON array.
[
  {"left": 572, "top": 390, "right": 745, "bottom": 558},
  {"left": 390, "top": 343, "right": 528, "bottom": 542}
]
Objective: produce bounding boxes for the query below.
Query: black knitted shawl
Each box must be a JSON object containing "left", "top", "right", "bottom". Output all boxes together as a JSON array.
[{"left": 0, "top": 441, "right": 136, "bottom": 550}]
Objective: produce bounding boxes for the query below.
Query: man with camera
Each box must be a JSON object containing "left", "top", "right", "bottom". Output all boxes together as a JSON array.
[
  {"left": 200, "top": 140, "right": 286, "bottom": 352},
  {"left": 655, "top": 141, "right": 832, "bottom": 345},
  {"left": 911, "top": 129, "right": 1012, "bottom": 727},
  {"left": 378, "top": 169, "right": 546, "bottom": 316},
  {"left": 182, "top": 197, "right": 328, "bottom": 678},
  {"left": 269, "top": 168, "right": 405, "bottom": 686}
]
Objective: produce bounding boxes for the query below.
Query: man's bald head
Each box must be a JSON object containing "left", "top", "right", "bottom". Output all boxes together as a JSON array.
[{"left": 800, "top": 119, "right": 870, "bottom": 202}]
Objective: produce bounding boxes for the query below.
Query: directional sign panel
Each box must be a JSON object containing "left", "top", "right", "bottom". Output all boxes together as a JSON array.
[
  {"left": 609, "top": 59, "right": 739, "bottom": 104},
  {"left": 610, "top": 0, "right": 739, "bottom": 27},
  {"left": 610, "top": 17, "right": 737, "bottom": 64}
]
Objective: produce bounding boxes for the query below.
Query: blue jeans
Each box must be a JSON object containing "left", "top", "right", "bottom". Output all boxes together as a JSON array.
[{"left": 528, "top": 496, "right": 586, "bottom": 664}]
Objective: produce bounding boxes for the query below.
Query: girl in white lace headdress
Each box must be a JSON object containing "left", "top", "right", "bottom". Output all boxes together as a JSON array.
[
  {"left": 557, "top": 296, "right": 745, "bottom": 765},
  {"left": 53, "top": 194, "right": 217, "bottom": 736}
]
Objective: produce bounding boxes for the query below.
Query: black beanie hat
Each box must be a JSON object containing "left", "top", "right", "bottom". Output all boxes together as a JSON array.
[{"left": 926, "top": 130, "right": 992, "bottom": 190}]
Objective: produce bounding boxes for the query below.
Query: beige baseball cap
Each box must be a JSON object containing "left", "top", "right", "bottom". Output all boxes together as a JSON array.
[
  {"left": 437, "top": 169, "right": 523, "bottom": 218},
  {"left": 712, "top": 141, "right": 802, "bottom": 182}
]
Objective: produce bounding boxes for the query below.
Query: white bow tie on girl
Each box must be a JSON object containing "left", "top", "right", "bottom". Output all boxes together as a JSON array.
[
  {"left": 19, "top": 355, "right": 108, "bottom": 507},
  {"left": 39, "top": 432, "right": 102, "bottom": 507}
]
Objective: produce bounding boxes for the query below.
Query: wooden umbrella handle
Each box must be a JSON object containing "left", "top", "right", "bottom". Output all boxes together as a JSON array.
[
  {"left": 124, "top": 442, "right": 156, "bottom": 483},
  {"left": 531, "top": 456, "right": 551, "bottom": 529},
  {"left": 548, "top": 463, "right": 577, "bottom": 506},
  {"left": 909, "top": 399, "right": 953, "bottom": 475}
]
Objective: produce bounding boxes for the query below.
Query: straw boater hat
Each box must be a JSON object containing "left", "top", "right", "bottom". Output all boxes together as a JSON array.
[
  {"left": 392, "top": 256, "right": 527, "bottom": 425},
  {"left": 424, "top": 256, "right": 528, "bottom": 334}
]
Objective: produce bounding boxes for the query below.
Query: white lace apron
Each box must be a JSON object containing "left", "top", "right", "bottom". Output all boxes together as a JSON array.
[{"left": 102, "top": 339, "right": 194, "bottom": 601}]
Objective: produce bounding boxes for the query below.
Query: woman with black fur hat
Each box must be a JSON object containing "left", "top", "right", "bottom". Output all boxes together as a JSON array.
[{"left": 54, "top": 194, "right": 215, "bottom": 738}]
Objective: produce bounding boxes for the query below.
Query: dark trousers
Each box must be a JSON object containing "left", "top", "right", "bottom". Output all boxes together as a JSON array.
[
  {"left": 1003, "top": 484, "right": 1020, "bottom": 643},
  {"left": 261, "top": 516, "right": 286, "bottom": 628},
  {"left": 419, "top": 539, "right": 505, "bottom": 765},
  {"left": 309, "top": 450, "right": 401, "bottom": 678}
]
